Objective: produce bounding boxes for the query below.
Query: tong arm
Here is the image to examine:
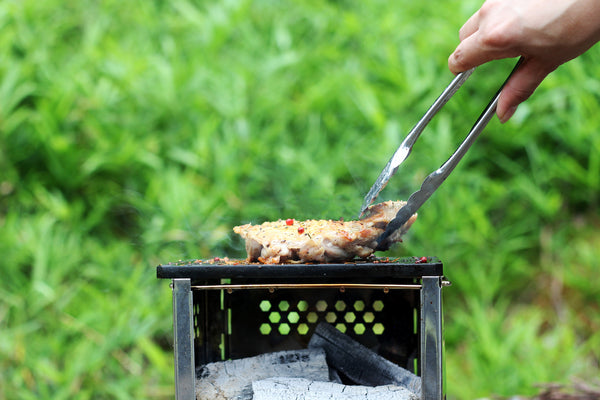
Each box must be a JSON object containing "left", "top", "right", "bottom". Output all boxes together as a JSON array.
[
  {"left": 359, "top": 68, "right": 475, "bottom": 217},
  {"left": 376, "top": 57, "right": 524, "bottom": 251}
]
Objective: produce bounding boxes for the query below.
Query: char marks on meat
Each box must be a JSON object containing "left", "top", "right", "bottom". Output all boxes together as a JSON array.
[{"left": 233, "top": 201, "right": 416, "bottom": 264}]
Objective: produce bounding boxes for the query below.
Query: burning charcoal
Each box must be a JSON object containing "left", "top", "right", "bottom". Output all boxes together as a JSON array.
[
  {"left": 308, "top": 322, "right": 421, "bottom": 396},
  {"left": 329, "top": 367, "right": 343, "bottom": 384},
  {"left": 252, "top": 377, "right": 419, "bottom": 400},
  {"left": 195, "top": 348, "right": 329, "bottom": 400}
]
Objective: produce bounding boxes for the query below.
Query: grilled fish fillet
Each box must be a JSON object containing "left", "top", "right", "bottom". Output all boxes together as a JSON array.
[{"left": 233, "top": 201, "right": 416, "bottom": 264}]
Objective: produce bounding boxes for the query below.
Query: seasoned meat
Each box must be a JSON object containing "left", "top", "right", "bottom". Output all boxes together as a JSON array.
[{"left": 233, "top": 201, "right": 416, "bottom": 264}]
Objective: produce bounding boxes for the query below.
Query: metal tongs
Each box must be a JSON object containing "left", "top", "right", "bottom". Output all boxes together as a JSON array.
[{"left": 360, "top": 58, "right": 523, "bottom": 251}]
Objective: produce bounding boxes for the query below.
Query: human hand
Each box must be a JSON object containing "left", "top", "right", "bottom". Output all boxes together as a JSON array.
[{"left": 448, "top": 0, "right": 600, "bottom": 122}]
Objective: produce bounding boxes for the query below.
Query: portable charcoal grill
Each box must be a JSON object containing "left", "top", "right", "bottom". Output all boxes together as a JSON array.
[{"left": 156, "top": 257, "right": 448, "bottom": 400}]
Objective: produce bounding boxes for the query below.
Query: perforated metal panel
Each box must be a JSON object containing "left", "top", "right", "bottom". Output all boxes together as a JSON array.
[
  {"left": 192, "top": 283, "right": 420, "bottom": 372},
  {"left": 256, "top": 297, "right": 388, "bottom": 336}
]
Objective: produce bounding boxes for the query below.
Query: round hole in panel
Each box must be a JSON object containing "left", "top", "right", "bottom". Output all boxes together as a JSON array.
[
  {"left": 278, "top": 323, "right": 291, "bottom": 335},
  {"left": 297, "top": 300, "right": 309, "bottom": 312},
  {"left": 315, "top": 300, "right": 328, "bottom": 312},
  {"left": 259, "top": 323, "right": 272, "bottom": 335},
  {"left": 354, "top": 300, "right": 365, "bottom": 312},
  {"left": 325, "top": 312, "right": 337, "bottom": 323},
  {"left": 307, "top": 312, "right": 319, "bottom": 324},
  {"left": 334, "top": 300, "right": 346, "bottom": 312},
  {"left": 363, "top": 311, "right": 375, "bottom": 323},
  {"left": 297, "top": 323, "right": 310, "bottom": 335},
  {"left": 335, "top": 323, "right": 347, "bottom": 333},
  {"left": 372, "top": 300, "right": 384, "bottom": 312},
  {"left": 354, "top": 323, "right": 366, "bottom": 335},
  {"left": 288, "top": 311, "right": 300, "bottom": 324},
  {"left": 269, "top": 312, "right": 281, "bottom": 323},
  {"left": 344, "top": 312, "right": 356, "bottom": 323},
  {"left": 278, "top": 300, "right": 290, "bottom": 312},
  {"left": 372, "top": 323, "right": 385, "bottom": 335},
  {"left": 259, "top": 300, "right": 272, "bottom": 312}
]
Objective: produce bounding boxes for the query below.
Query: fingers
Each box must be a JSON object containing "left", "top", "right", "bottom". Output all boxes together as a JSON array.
[
  {"left": 497, "top": 59, "right": 550, "bottom": 123},
  {"left": 458, "top": 9, "right": 480, "bottom": 41},
  {"left": 449, "top": 0, "right": 520, "bottom": 73},
  {"left": 449, "top": 10, "right": 481, "bottom": 74},
  {"left": 448, "top": 31, "right": 517, "bottom": 74},
  {"left": 458, "top": 11, "right": 479, "bottom": 42},
  {"left": 448, "top": 34, "right": 485, "bottom": 74}
]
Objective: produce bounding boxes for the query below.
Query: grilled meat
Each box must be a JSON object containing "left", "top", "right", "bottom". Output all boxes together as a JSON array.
[{"left": 233, "top": 201, "right": 416, "bottom": 264}]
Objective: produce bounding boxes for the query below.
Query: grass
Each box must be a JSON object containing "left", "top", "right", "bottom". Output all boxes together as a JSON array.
[{"left": 1, "top": 0, "right": 599, "bottom": 399}]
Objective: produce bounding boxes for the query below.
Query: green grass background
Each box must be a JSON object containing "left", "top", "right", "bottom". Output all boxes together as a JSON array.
[{"left": 1, "top": 0, "right": 599, "bottom": 399}]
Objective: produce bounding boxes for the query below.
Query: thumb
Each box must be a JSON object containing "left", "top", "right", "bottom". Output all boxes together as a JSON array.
[{"left": 497, "top": 59, "right": 550, "bottom": 123}]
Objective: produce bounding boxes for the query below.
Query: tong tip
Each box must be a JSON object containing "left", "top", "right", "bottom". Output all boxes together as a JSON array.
[
  {"left": 375, "top": 205, "right": 414, "bottom": 251},
  {"left": 358, "top": 204, "right": 369, "bottom": 219}
]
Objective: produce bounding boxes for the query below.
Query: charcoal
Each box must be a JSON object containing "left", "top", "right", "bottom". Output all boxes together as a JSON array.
[
  {"left": 195, "top": 348, "right": 329, "bottom": 400},
  {"left": 252, "top": 377, "right": 419, "bottom": 400},
  {"left": 308, "top": 322, "right": 421, "bottom": 395}
]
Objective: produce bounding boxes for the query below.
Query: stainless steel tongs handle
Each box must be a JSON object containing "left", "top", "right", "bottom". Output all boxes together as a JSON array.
[{"left": 376, "top": 57, "right": 524, "bottom": 251}]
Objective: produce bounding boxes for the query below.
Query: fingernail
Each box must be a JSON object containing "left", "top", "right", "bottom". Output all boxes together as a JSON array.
[{"left": 499, "top": 106, "right": 517, "bottom": 124}]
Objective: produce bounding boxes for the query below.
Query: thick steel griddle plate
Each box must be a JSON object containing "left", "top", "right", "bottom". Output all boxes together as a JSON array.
[{"left": 156, "top": 257, "right": 443, "bottom": 280}]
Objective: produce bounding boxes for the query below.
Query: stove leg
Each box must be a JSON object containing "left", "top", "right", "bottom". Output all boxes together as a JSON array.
[
  {"left": 421, "top": 276, "right": 444, "bottom": 400},
  {"left": 172, "top": 278, "right": 196, "bottom": 400}
]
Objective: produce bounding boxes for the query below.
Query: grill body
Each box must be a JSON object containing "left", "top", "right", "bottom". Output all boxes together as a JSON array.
[{"left": 157, "top": 258, "right": 446, "bottom": 400}]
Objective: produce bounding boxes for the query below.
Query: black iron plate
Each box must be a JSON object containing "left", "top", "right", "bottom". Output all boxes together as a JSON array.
[{"left": 156, "top": 257, "right": 443, "bottom": 280}]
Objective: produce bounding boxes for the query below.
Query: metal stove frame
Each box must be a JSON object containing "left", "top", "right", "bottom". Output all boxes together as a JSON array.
[{"left": 157, "top": 258, "right": 447, "bottom": 400}]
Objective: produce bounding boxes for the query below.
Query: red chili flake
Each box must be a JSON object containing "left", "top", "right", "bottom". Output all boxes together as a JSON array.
[
  {"left": 285, "top": 218, "right": 294, "bottom": 226},
  {"left": 213, "top": 257, "right": 220, "bottom": 262},
  {"left": 415, "top": 256, "right": 428, "bottom": 264},
  {"left": 298, "top": 227, "right": 305, "bottom": 234}
]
